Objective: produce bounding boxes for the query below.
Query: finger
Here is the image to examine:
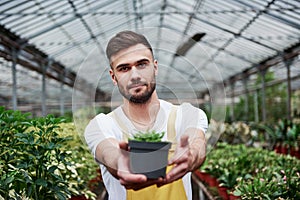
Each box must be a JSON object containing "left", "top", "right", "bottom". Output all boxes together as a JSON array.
[
  {"left": 136, "top": 178, "right": 163, "bottom": 188},
  {"left": 119, "top": 141, "right": 129, "bottom": 150},
  {"left": 169, "top": 135, "right": 189, "bottom": 165},
  {"left": 122, "top": 177, "right": 163, "bottom": 190},
  {"left": 168, "top": 162, "right": 188, "bottom": 177},
  {"left": 156, "top": 178, "right": 168, "bottom": 187},
  {"left": 168, "top": 147, "right": 189, "bottom": 165},
  {"left": 165, "top": 166, "right": 187, "bottom": 183},
  {"left": 119, "top": 172, "right": 147, "bottom": 185},
  {"left": 127, "top": 181, "right": 159, "bottom": 190}
]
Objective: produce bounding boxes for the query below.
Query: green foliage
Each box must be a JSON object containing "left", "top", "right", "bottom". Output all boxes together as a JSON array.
[
  {"left": 229, "top": 70, "right": 288, "bottom": 123},
  {"left": 58, "top": 123, "right": 99, "bottom": 196},
  {"left": 0, "top": 107, "right": 97, "bottom": 200},
  {"left": 207, "top": 120, "right": 253, "bottom": 146},
  {"left": 208, "top": 119, "right": 300, "bottom": 150},
  {"left": 250, "top": 119, "right": 300, "bottom": 149},
  {"left": 130, "top": 130, "right": 165, "bottom": 142},
  {"left": 201, "top": 143, "right": 300, "bottom": 198}
]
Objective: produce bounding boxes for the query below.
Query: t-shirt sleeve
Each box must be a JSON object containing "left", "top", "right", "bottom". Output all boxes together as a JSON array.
[
  {"left": 177, "top": 103, "right": 208, "bottom": 136},
  {"left": 84, "top": 113, "right": 121, "bottom": 162}
]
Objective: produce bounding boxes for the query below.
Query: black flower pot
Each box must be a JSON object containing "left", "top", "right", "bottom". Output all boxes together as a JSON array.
[{"left": 128, "top": 140, "right": 171, "bottom": 179}]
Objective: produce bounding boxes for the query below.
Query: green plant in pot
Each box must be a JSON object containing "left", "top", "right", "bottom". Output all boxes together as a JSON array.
[{"left": 128, "top": 130, "right": 171, "bottom": 179}]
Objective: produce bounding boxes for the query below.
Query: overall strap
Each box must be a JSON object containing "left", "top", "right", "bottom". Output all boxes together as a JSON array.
[
  {"left": 167, "top": 105, "right": 178, "bottom": 157},
  {"left": 167, "top": 105, "right": 178, "bottom": 141}
]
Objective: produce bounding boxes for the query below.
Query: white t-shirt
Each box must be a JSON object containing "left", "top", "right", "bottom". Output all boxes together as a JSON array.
[{"left": 84, "top": 100, "right": 208, "bottom": 200}]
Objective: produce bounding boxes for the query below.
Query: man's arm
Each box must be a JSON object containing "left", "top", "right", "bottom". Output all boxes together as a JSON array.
[
  {"left": 164, "top": 127, "right": 206, "bottom": 183},
  {"left": 185, "top": 127, "right": 206, "bottom": 170},
  {"left": 95, "top": 138, "right": 122, "bottom": 178}
]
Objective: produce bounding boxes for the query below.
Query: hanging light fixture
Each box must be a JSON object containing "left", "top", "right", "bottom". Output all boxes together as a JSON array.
[{"left": 175, "top": 32, "right": 206, "bottom": 57}]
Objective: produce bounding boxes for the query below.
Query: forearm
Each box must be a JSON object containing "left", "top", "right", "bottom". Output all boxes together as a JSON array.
[
  {"left": 185, "top": 127, "right": 206, "bottom": 171},
  {"left": 95, "top": 138, "right": 121, "bottom": 178}
]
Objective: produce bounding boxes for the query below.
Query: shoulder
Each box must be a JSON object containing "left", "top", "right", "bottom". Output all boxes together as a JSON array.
[
  {"left": 85, "top": 113, "right": 112, "bottom": 133},
  {"left": 92, "top": 112, "right": 113, "bottom": 123},
  {"left": 92, "top": 106, "right": 122, "bottom": 122},
  {"left": 86, "top": 106, "right": 122, "bottom": 131},
  {"left": 85, "top": 107, "right": 125, "bottom": 140},
  {"left": 179, "top": 102, "right": 206, "bottom": 117},
  {"left": 159, "top": 99, "right": 173, "bottom": 109},
  {"left": 158, "top": 100, "right": 206, "bottom": 117}
]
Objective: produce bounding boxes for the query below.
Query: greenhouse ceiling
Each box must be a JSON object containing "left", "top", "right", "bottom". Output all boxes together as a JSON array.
[{"left": 0, "top": 0, "right": 300, "bottom": 113}]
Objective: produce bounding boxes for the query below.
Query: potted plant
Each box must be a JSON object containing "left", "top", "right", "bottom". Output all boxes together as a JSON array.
[{"left": 128, "top": 131, "right": 171, "bottom": 179}]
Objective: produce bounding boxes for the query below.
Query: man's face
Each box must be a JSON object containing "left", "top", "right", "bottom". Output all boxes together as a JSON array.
[{"left": 109, "top": 44, "right": 158, "bottom": 104}]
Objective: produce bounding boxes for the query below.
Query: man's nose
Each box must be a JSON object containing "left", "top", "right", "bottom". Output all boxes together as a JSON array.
[{"left": 130, "top": 66, "right": 141, "bottom": 80}]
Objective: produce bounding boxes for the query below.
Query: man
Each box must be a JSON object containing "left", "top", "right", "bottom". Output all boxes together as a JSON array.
[{"left": 85, "top": 30, "right": 208, "bottom": 200}]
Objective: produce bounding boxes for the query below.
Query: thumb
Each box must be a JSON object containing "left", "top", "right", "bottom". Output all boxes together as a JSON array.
[
  {"left": 168, "top": 135, "right": 189, "bottom": 165},
  {"left": 119, "top": 141, "right": 129, "bottom": 151}
]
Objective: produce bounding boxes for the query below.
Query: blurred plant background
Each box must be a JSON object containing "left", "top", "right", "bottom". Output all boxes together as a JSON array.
[{"left": 0, "top": 107, "right": 104, "bottom": 200}]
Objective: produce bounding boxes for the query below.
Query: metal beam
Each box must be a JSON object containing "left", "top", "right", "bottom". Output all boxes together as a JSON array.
[
  {"left": 67, "top": 0, "right": 105, "bottom": 56},
  {"left": 2, "top": 8, "right": 300, "bottom": 17},
  {"left": 0, "top": 25, "right": 108, "bottom": 101},
  {"left": 234, "top": 0, "right": 300, "bottom": 30},
  {"left": 25, "top": 0, "right": 113, "bottom": 40}
]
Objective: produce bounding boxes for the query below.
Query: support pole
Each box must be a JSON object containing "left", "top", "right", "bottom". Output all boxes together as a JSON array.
[
  {"left": 60, "top": 70, "right": 65, "bottom": 116},
  {"left": 260, "top": 70, "right": 267, "bottom": 122},
  {"left": 41, "top": 63, "right": 46, "bottom": 116},
  {"left": 243, "top": 77, "right": 249, "bottom": 121},
  {"left": 285, "top": 60, "right": 292, "bottom": 121},
  {"left": 254, "top": 89, "right": 259, "bottom": 122},
  {"left": 230, "top": 83, "right": 235, "bottom": 122},
  {"left": 11, "top": 49, "right": 18, "bottom": 111},
  {"left": 41, "top": 59, "right": 51, "bottom": 116}
]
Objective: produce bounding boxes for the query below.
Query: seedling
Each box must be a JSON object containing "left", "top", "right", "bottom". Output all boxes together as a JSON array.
[{"left": 130, "top": 130, "right": 165, "bottom": 142}]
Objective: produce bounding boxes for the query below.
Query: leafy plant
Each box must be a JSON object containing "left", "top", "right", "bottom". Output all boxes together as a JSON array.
[
  {"left": 234, "top": 163, "right": 300, "bottom": 199},
  {"left": 130, "top": 130, "right": 165, "bottom": 142},
  {"left": 218, "top": 169, "right": 239, "bottom": 189},
  {"left": 0, "top": 107, "right": 97, "bottom": 200},
  {"left": 200, "top": 143, "right": 300, "bottom": 198},
  {"left": 58, "top": 123, "right": 100, "bottom": 198}
]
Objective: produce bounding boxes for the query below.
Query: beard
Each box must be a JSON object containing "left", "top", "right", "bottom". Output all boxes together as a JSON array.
[{"left": 118, "top": 79, "right": 156, "bottom": 104}]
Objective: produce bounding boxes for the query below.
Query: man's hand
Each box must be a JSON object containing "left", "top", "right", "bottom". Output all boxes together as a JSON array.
[
  {"left": 161, "top": 128, "right": 206, "bottom": 185},
  {"left": 117, "top": 141, "right": 164, "bottom": 190},
  {"left": 164, "top": 135, "right": 191, "bottom": 183}
]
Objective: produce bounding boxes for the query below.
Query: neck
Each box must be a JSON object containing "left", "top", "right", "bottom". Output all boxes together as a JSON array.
[{"left": 122, "top": 92, "right": 160, "bottom": 129}]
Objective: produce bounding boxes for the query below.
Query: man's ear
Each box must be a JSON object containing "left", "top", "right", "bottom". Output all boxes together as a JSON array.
[
  {"left": 109, "top": 69, "right": 117, "bottom": 85},
  {"left": 154, "top": 59, "right": 158, "bottom": 76}
]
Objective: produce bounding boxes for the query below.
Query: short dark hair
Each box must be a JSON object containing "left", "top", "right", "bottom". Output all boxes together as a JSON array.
[{"left": 106, "top": 30, "right": 153, "bottom": 65}]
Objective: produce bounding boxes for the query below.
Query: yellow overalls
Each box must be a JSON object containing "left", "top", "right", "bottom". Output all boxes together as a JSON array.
[{"left": 110, "top": 106, "right": 187, "bottom": 200}]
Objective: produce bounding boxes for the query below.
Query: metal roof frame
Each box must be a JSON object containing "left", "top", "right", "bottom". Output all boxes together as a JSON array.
[{"left": 0, "top": 0, "right": 299, "bottom": 115}]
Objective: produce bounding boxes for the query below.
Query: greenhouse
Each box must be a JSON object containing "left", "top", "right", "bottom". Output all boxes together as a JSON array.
[{"left": 0, "top": 0, "right": 299, "bottom": 199}]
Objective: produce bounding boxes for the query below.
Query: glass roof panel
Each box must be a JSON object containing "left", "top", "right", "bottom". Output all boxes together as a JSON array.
[{"left": 0, "top": 0, "right": 299, "bottom": 110}]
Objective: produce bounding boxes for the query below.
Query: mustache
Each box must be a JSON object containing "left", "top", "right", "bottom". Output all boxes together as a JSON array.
[{"left": 127, "top": 81, "right": 147, "bottom": 89}]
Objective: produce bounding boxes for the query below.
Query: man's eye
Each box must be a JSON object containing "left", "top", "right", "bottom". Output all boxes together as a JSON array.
[
  {"left": 119, "top": 66, "right": 129, "bottom": 71},
  {"left": 137, "top": 63, "right": 147, "bottom": 68}
]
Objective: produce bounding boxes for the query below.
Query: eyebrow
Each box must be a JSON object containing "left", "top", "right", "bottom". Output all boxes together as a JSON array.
[
  {"left": 115, "top": 58, "right": 150, "bottom": 70},
  {"left": 136, "top": 58, "right": 150, "bottom": 64}
]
